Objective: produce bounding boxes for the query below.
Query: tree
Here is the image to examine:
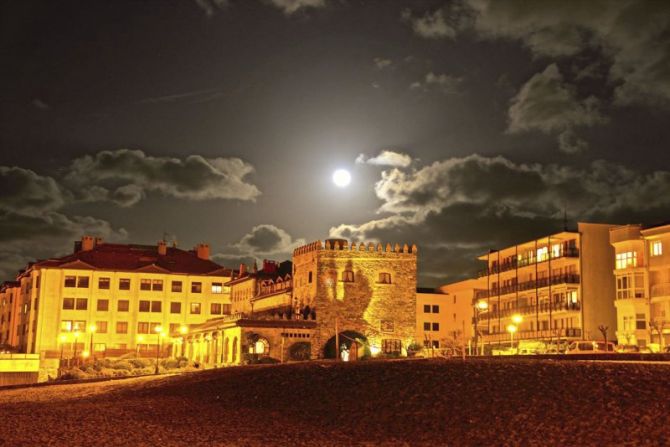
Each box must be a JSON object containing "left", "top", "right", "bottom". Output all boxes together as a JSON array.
[
  {"left": 649, "top": 319, "right": 667, "bottom": 350},
  {"left": 598, "top": 325, "right": 609, "bottom": 350}
]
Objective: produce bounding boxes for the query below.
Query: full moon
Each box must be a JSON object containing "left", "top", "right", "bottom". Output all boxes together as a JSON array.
[{"left": 332, "top": 169, "right": 351, "bottom": 188}]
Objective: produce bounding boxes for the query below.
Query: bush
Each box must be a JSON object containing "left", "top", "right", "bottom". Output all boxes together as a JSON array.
[
  {"left": 288, "top": 342, "right": 312, "bottom": 361},
  {"left": 138, "top": 366, "right": 155, "bottom": 375},
  {"left": 160, "top": 359, "right": 180, "bottom": 370},
  {"left": 129, "top": 358, "right": 152, "bottom": 369},
  {"left": 111, "top": 360, "right": 134, "bottom": 371},
  {"left": 59, "top": 368, "right": 89, "bottom": 381}
]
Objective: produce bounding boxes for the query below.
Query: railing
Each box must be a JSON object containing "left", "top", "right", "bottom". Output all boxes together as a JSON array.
[
  {"left": 475, "top": 274, "right": 580, "bottom": 299},
  {"left": 480, "top": 327, "right": 582, "bottom": 338},
  {"left": 478, "top": 302, "right": 581, "bottom": 321},
  {"left": 478, "top": 248, "right": 579, "bottom": 277},
  {"left": 651, "top": 283, "right": 670, "bottom": 298}
]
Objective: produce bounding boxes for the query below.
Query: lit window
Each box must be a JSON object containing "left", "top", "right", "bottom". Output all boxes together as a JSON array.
[
  {"left": 190, "top": 302, "right": 201, "bottom": 314},
  {"left": 551, "top": 244, "right": 561, "bottom": 258},
  {"left": 537, "top": 247, "right": 549, "bottom": 262},
  {"left": 616, "top": 252, "right": 637, "bottom": 269},
  {"left": 96, "top": 321, "right": 108, "bottom": 333},
  {"left": 72, "top": 320, "right": 86, "bottom": 331},
  {"left": 137, "top": 322, "right": 149, "bottom": 334},
  {"left": 116, "top": 321, "right": 128, "bottom": 334},
  {"left": 152, "top": 280, "right": 163, "bottom": 291},
  {"left": 140, "top": 279, "right": 151, "bottom": 291},
  {"left": 211, "top": 283, "right": 223, "bottom": 294},
  {"left": 61, "top": 320, "right": 73, "bottom": 331},
  {"left": 651, "top": 241, "right": 663, "bottom": 257}
]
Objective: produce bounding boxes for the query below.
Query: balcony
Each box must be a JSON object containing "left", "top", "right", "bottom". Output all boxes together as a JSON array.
[
  {"left": 478, "top": 301, "right": 581, "bottom": 321},
  {"left": 478, "top": 248, "right": 579, "bottom": 277},
  {"left": 480, "top": 327, "right": 582, "bottom": 339},
  {"left": 475, "top": 274, "right": 580, "bottom": 300},
  {"left": 651, "top": 283, "right": 670, "bottom": 298}
]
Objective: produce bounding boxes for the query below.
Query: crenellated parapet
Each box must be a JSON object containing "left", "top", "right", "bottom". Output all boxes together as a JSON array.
[{"left": 293, "top": 239, "right": 417, "bottom": 257}]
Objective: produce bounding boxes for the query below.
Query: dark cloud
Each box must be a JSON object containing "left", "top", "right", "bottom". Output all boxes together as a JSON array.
[
  {"left": 331, "top": 154, "right": 670, "bottom": 285},
  {"left": 65, "top": 149, "right": 260, "bottom": 206},
  {"left": 0, "top": 166, "right": 65, "bottom": 215},
  {"left": 507, "top": 64, "right": 606, "bottom": 153},
  {"left": 233, "top": 224, "right": 305, "bottom": 256}
]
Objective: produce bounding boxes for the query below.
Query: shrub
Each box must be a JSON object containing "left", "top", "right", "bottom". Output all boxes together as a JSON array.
[
  {"left": 111, "top": 360, "right": 133, "bottom": 371},
  {"left": 59, "top": 368, "right": 89, "bottom": 381},
  {"left": 288, "top": 342, "right": 311, "bottom": 361},
  {"left": 129, "top": 358, "right": 152, "bottom": 369},
  {"left": 160, "top": 359, "right": 180, "bottom": 370}
]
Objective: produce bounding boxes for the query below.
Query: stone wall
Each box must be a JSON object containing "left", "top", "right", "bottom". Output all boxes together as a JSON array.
[{"left": 294, "top": 241, "right": 417, "bottom": 358}]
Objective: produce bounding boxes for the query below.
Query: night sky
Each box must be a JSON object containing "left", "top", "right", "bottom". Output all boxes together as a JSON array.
[{"left": 2, "top": 0, "right": 670, "bottom": 286}]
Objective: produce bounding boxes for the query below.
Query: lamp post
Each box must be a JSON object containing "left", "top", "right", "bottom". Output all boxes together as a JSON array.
[
  {"left": 507, "top": 324, "right": 518, "bottom": 352},
  {"left": 474, "top": 300, "right": 489, "bottom": 356},
  {"left": 72, "top": 330, "right": 81, "bottom": 366},
  {"left": 154, "top": 325, "right": 164, "bottom": 374},
  {"left": 88, "top": 324, "right": 97, "bottom": 360},
  {"left": 179, "top": 325, "right": 188, "bottom": 358}
]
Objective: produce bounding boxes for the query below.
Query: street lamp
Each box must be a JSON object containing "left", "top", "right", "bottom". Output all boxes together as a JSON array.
[
  {"left": 474, "top": 300, "right": 489, "bottom": 356},
  {"left": 154, "top": 325, "right": 165, "bottom": 374},
  {"left": 507, "top": 324, "right": 518, "bottom": 351},
  {"left": 72, "top": 330, "right": 81, "bottom": 365},
  {"left": 88, "top": 324, "right": 97, "bottom": 360}
]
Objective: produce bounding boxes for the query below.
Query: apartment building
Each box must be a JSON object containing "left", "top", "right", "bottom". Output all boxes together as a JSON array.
[
  {"left": 475, "top": 223, "right": 616, "bottom": 350},
  {"left": 1, "top": 236, "right": 233, "bottom": 359},
  {"left": 610, "top": 223, "right": 670, "bottom": 349}
]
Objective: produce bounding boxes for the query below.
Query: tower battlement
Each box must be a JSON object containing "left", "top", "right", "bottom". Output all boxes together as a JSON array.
[{"left": 293, "top": 239, "right": 417, "bottom": 256}]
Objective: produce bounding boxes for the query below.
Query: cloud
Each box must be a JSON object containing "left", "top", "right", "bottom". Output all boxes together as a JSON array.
[
  {"left": 507, "top": 64, "right": 606, "bottom": 153},
  {"left": 330, "top": 154, "right": 670, "bottom": 284},
  {"left": 267, "top": 0, "right": 326, "bottom": 15},
  {"left": 0, "top": 210, "right": 127, "bottom": 281},
  {"left": 373, "top": 57, "right": 392, "bottom": 70},
  {"left": 193, "top": 0, "right": 229, "bottom": 17},
  {"left": 461, "top": 0, "right": 670, "bottom": 107},
  {"left": 233, "top": 224, "right": 305, "bottom": 256},
  {"left": 0, "top": 166, "right": 66, "bottom": 215},
  {"left": 402, "top": 8, "right": 459, "bottom": 39},
  {"left": 410, "top": 72, "right": 463, "bottom": 94},
  {"left": 355, "top": 150, "right": 413, "bottom": 168},
  {"left": 64, "top": 149, "right": 261, "bottom": 206}
]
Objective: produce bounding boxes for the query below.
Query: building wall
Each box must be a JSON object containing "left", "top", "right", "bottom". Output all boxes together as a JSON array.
[
  {"left": 294, "top": 240, "right": 417, "bottom": 358},
  {"left": 579, "top": 222, "right": 617, "bottom": 341},
  {"left": 28, "top": 267, "right": 231, "bottom": 358}
]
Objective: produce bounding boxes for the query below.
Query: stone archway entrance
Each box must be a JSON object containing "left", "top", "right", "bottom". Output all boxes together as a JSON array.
[{"left": 323, "top": 331, "right": 367, "bottom": 360}]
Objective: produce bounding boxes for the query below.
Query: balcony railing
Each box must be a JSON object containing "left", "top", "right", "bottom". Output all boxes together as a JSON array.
[
  {"left": 475, "top": 274, "right": 580, "bottom": 300},
  {"left": 651, "top": 283, "right": 670, "bottom": 298},
  {"left": 477, "top": 302, "right": 581, "bottom": 321},
  {"left": 478, "top": 248, "right": 579, "bottom": 277},
  {"left": 480, "top": 327, "right": 582, "bottom": 339}
]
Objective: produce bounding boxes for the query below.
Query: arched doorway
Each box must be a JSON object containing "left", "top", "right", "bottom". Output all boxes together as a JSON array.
[{"left": 323, "top": 330, "right": 368, "bottom": 360}]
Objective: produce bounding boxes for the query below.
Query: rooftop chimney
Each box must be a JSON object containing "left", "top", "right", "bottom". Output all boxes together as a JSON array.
[
  {"left": 195, "top": 243, "right": 210, "bottom": 260},
  {"left": 80, "top": 236, "right": 95, "bottom": 252},
  {"left": 239, "top": 263, "right": 247, "bottom": 276},
  {"left": 157, "top": 240, "right": 167, "bottom": 256}
]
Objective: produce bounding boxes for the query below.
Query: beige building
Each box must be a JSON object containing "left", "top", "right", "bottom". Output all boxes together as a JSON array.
[
  {"left": 475, "top": 223, "right": 616, "bottom": 351},
  {"left": 0, "top": 236, "right": 233, "bottom": 360},
  {"left": 610, "top": 223, "right": 670, "bottom": 350},
  {"left": 416, "top": 279, "right": 479, "bottom": 352},
  {"left": 181, "top": 239, "right": 418, "bottom": 364}
]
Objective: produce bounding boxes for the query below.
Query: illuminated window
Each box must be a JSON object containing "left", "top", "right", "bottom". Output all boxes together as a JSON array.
[
  {"left": 119, "top": 278, "right": 131, "bottom": 290},
  {"left": 98, "top": 277, "right": 110, "bottom": 290},
  {"left": 211, "top": 283, "right": 223, "bottom": 294},
  {"left": 615, "top": 252, "right": 637, "bottom": 269},
  {"left": 537, "top": 247, "right": 549, "bottom": 262},
  {"left": 140, "top": 279, "right": 151, "bottom": 291},
  {"left": 72, "top": 320, "right": 86, "bottom": 331},
  {"left": 61, "top": 320, "right": 73, "bottom": 331},
  {"left": 64, "top": 276, "right": 76, "bottom": 288},
  {"left": 93, "top": 343, "right": 106, "bottom": 352},
  {"left": 149, "top": 322, "right": 161, "bottom": 333},
  {"left": 342, "top": 271, "right": 354, "bottom": 282},
  {"left": 651, "top": 241, "right": 663, "bottom": 257},
  {"left": 172, "top": 281, "right": 182, "bottom": 292},
  {"left": 117, "top": 299, "right": 129, "bottom": 312},
  {"left": 152, "top": 280, "right": 163, "bottom": 291},
  {"left": 137, "top": 322, "right": 149, "bottom": 334},
  {"left": 191, "top": 282, "right": 202, "bottom": 293},
  {"left": 190, "top": 302, "right": 201, "bottom": 314},
  {"left": 116, "top": 321, "right": 128, "bottom": 334},
  {"left": 97, "top": 299, "right": 109, "bottom": 311},
  {"left": 551, "top": 244, "right": 561, "bottom": 258},
  {"left": 382, "top": 339, "right": 402, "bottom": 354}
]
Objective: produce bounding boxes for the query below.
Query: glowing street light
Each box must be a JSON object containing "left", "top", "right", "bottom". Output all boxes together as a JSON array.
[
  {"left": 81, "top": 350, "right": 90, "bottom": 359},
  {"left": 507, "top": 324, "right": 518, "bottom": 351},
  {"left": 474, "top": 300, "right": 489, "bottom": 356},
  {"left": 512, "top": 314, "right": 523, "bottom": 325}
]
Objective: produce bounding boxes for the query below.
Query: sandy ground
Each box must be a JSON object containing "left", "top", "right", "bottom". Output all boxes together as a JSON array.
[{"left": 0, "top": 358, "right": 668, "bottom": 446}]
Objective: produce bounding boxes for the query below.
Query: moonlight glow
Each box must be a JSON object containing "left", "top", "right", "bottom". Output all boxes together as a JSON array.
[{"left": 332, "top": 169, "right": 351, "bottom": 188}]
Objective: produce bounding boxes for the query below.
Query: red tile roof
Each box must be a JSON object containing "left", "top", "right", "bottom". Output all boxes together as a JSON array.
[{"left": 34, "top": 243, "right": 234, "bottom": 276}]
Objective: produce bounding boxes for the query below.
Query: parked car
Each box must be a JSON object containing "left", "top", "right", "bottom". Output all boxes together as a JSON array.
[
  {"left": 616, "top": 345, "right": 640, "bottom": 353},
  {"left": 566, "top": 341, "right": 616, "bottom": 354}
]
